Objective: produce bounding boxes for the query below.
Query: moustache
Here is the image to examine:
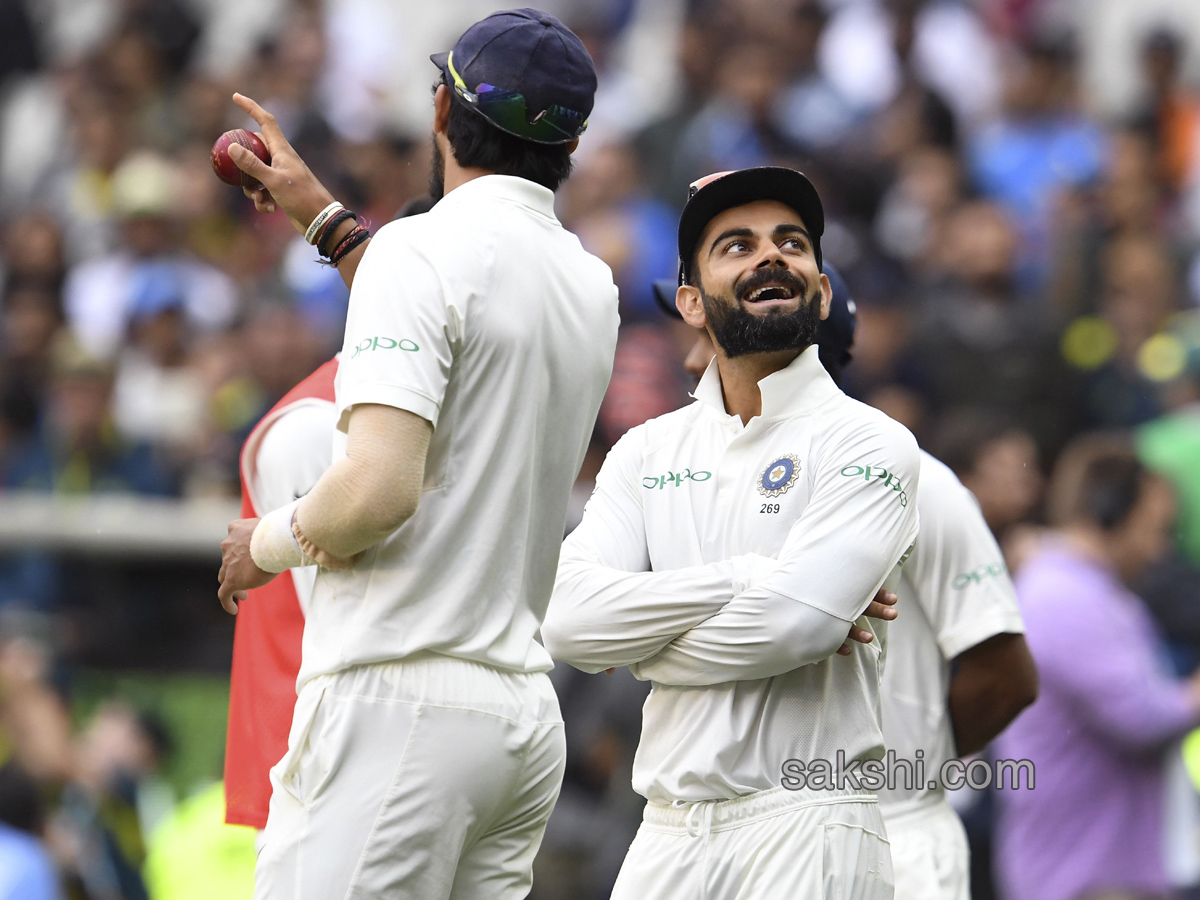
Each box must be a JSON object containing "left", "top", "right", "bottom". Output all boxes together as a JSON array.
[{"left": 734, "top": 267, "right": 809, "bottom": 305}]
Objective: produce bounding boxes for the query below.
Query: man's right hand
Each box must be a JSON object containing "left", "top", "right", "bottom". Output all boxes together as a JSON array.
[
  {"left": 836, "top": 588, "right": 898, "bottom": 656},
  {"left": 226, "top": 93, "right": 337, "bottom": 236}
]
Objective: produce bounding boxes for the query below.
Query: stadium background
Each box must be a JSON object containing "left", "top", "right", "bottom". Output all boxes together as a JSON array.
[{"left": 2, "top": 0, "right": 1200, "bottom": 897}]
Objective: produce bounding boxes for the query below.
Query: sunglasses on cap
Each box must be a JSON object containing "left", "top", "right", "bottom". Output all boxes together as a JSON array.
[{"left": 447, "top": 51, "right": 588, "bottom": 145}]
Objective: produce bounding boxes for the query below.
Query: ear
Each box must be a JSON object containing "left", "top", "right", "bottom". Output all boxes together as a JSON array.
[
  {"left": 676, "top": 284, "right": 706, "bottom": 328},
  {"left": 566, "top": 138, "right": 580, "bottom": 155},
  {"left": 817, "top": 272, "right": 832, "bottom": 321},
  {"left": 433, "top": 84, "right": 452, "bottom": 135}
]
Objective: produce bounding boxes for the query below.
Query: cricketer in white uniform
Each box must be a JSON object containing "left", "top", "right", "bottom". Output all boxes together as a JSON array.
[
  {"left": 543, "top": 167, "right": 920, "bottom": 899},
  {"left": 218, "top": 11, "right": 620, "bottom": 900},
  {"left": 668, "top": 267, "right": 1038, "bottom": 900},
  {"left": 879, "top": 453, "right": 1032, "bottom": 899}
]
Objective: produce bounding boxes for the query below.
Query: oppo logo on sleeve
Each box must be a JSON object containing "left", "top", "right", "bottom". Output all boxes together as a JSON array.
[{"left": 351, "top": 336, "right": 420, "bottom": 358}]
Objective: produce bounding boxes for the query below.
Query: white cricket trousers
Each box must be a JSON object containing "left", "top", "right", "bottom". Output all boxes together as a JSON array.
[
  {"left": 253, "top": 653, "right": 566, "bottom": 900},
  {"left": 610, "top": 784, "right": 894, "bottom": 900},
  {"left": 883, "top": 798, "right": 969, "bottom": 900}
]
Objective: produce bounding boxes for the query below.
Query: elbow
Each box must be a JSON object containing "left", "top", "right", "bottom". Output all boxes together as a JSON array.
[
  {"left": 1004, "top": 640, "right": 1040, "bottom": 720},
  {"left": 539, "top": 608, "right": 580, "bottom": 664},
  {"left": 361, "top": 490, "right": 420, "bottom": 539},
  {"left": 777, "top": 610, "right": 850, "bottom": 668},
  {"left": 539, "top": 614, "right": 568, "bottom": 660}
]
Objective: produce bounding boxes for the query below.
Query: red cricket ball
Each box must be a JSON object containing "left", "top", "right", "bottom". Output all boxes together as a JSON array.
[{"left": 210, "top": 129, "right": 270, "bottom": 189}]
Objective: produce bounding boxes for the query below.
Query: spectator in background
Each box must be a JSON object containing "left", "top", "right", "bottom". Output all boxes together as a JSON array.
[
  {"left": 1132, "top": 27, "right": 1200, "bottom": 202},
  {"left": 995, "top": 435, "right": 1200, "bottom": 900},
  {"left": 52, "top": 702, "right": 170, "bottom": 900},
  {"left": 63, "top": 152, "right": 236, "bottom": 361},
  {"left": 2, "top": 334, "right": 173, "bottom": 496},
  {"left": 902, "top": 200, "right": 1079, "bottom": 455},
  {"left": 565, "top": 142, "right": 678, "bottom": 322},
  {"left": 930, "top": 407, "right": 1043, "bottom": 548},
  {"left": 0, "top": 816, "right": 59, "bottom": 900},
  {"left": 769, "top": 0, "right": 856, "bottom": 154},
  {"left": 968, "top": 36, "right": 1106, "bottom": 286},
  {"left": 112, "top": 263, "right": 205, "bottom": 456}
]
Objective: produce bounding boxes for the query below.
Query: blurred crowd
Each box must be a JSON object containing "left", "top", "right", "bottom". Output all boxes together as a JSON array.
[{"left": 1, "top": 0, "right": 1200, "bottom": 897}]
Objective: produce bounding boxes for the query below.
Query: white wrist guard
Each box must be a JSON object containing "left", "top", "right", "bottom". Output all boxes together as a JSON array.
[{"left": 250, "top": 500, "right": 308, "bottom": 573}]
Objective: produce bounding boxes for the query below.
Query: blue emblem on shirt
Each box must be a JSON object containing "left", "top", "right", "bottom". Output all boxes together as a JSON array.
[{"left": 758, "top": 455, "right": 800, "bottom": 497}]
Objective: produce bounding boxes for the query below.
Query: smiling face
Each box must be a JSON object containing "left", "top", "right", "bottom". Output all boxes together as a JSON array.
[{"left": 677, "top": 200, "right": 830, "bottom": 359}]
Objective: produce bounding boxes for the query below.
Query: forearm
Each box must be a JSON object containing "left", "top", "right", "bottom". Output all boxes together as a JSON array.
[
  {"left": 295, "top": 406, "right": 430, "bottom": 560},
  {"left": 251, "top": 405, "right": 431, "bottom": 570},
  {"left": 631, "top": 587, "right": 859, "bottom": 685},
  {"left": 321, "top": 216, "right": 370, "bottom": 289},
  {"left": 542, "top": 556, "right": 748, "bottom": 673},
  {"left": 949, "top": 634, "right": 1039, "bottom": 756}
]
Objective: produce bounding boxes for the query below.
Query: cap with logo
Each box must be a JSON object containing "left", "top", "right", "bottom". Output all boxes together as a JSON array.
[
  {"left": 676, "top": 167, "right": 825, "bottom": 285},
  {"left": 430, "top": 8, "right": 597, "bottom": 145}
]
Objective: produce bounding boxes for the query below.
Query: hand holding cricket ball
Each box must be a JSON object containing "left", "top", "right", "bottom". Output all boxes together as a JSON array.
[{"left": 211, "top": 93, "right": 338, "bottom": 238}]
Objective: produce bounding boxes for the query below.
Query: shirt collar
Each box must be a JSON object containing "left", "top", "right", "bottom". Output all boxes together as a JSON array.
[
  {"left": 691, "top": 343, "right": 841, "bottom": 420},
  {"left": 435, "top": 174, "right": 558, "bottom": 222}
]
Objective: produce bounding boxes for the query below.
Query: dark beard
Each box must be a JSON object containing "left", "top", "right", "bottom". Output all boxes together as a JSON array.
[
  {"left": 701, "top": 268, "right": 822, "bottom": 359},
  {"left": 429, "top": 137, "right": 446, "bottom": 201}
]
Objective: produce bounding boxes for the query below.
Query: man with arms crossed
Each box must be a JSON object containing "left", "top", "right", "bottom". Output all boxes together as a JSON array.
[
  {"left": 217, "top": 10, "right": 619, "bottom": 899},
  {"left": 675, "top": 271, "right": 1040, "bottom": 900},
  {"left": 542, "top": 167, "right": 920, "bottom": 899}
]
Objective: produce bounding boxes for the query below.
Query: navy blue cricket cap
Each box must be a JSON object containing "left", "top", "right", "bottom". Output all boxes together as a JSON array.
[
  {"left": 430, "top": 9, "right": 597, "bottom": 145},
  {"left": 677, "top": 167, "right": 825, "bottom": 285},
  {"left": 652, "top": 261, "right": 856, "bottom": 380}
]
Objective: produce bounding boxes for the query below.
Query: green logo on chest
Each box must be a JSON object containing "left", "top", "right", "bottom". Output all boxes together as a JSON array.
[{"left": 642, "top": 469, "right": 712, "bottom": 490}]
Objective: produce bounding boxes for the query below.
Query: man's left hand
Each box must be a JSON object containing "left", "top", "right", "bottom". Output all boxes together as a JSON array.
[
  {"left": 218, "top": 518, "right": 276, "bottom": 615},
  {"left": 836, "top": 588, "right": 898, "bottom": 656}
]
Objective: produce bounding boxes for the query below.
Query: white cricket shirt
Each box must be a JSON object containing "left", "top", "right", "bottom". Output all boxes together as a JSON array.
[
  {"left": 543, "top": 345, "right": 921, "bottom": 803},
  {"left": 878, "top": 452, "right": 1025, "bottom": 817},
  {"left": 297, "top": 175, "right": 619, "bottom": 688},
  {"left": 247, "top": 401, "right": 337, "bottom": 615}
]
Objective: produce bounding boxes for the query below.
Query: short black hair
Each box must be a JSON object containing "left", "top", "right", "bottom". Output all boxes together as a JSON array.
[
  {"left": 1079, "top": 454, "right": 1146, "bottom": 531},
  {"left": 930, "top": 407, "right": 1025, "bottom": 479},
  {"left": 442, "top": 78, "right": 574, "bottom": 192}
]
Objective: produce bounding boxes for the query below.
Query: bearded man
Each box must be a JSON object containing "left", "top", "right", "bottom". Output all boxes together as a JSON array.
[{"left": 542, "top": 166, "right": 920, "bottom": 899}]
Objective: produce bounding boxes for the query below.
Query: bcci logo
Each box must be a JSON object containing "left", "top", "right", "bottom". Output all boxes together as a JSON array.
[{"left": 758, "top": 455, "right": 800, "bottom": 497}]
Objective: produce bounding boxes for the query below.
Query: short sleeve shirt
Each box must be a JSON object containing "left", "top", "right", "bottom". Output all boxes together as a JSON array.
[
  {"left": 878, "top": 452, "right": 1025, "bottom": 816},
  {"left": 300, "top": 176, "right": 620, "bottom": 686}
]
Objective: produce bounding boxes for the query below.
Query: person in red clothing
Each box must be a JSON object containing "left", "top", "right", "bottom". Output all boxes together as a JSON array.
[{"left": 224, "top": 358, "right": 338, "bottom": 828}]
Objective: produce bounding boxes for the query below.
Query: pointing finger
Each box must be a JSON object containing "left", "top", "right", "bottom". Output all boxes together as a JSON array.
[{"left": 232, "top": 93, "right": 288, "bottom": 153}]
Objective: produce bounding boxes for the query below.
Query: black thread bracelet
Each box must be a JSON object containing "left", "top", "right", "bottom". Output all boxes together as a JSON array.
[{"left": 317, "top": 209, "right": 358, "bottom": 258}]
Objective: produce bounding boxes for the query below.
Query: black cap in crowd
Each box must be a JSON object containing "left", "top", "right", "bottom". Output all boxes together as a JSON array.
[
  {"left": 430, "top": 8, "right": 596, "bottom": 145},
  {"left": 677, "top": 167, "right": 825, "bottom": 285}
]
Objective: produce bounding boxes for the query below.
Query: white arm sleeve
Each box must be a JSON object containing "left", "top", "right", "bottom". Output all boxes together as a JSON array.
[
  {"left": 542, "top": 427, "right": 759, "bottom": 674},
  {"left": 632, "top": 415, "right": 921, "bottom": 686}
]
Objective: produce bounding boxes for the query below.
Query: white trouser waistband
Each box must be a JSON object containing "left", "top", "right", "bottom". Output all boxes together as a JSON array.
[
  {"left": 301, "top": 651, "right": 562, "bottom": 724},
  {"left": 645, "top": 785, "right": 878, "bottom": 838}
]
